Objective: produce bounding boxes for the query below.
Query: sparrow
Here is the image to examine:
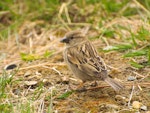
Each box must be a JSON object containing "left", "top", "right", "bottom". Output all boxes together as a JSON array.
[{"left": 60, "top": 30, "right": 124, "bottom": 91}]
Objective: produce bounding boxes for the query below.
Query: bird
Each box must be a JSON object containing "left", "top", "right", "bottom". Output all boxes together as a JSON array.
[{"left": 60, "top": 30, "right": 124, "bottom": 91}]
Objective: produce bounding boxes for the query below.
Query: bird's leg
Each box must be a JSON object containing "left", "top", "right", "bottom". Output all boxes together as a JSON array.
[
  {"left": 76, "top": 81, "right": 87, "bottom": 92},
  {"left": 68, "top": 80, "right": 86, "bottom": 92},
  {"left": 77, "top": 81, "right": 85, "bottom": 88},
  {"left": 90, "top": 81, "right": 98, "bottom": 87}
]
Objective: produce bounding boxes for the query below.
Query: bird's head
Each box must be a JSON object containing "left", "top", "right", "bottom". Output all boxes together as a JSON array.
[{"left": 60, "top": 31, "right": 86, "bottom": 46}]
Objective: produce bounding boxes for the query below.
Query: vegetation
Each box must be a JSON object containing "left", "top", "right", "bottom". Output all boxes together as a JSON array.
[{"left": 0, "top": 0, "right": 150, "bottom": 112}]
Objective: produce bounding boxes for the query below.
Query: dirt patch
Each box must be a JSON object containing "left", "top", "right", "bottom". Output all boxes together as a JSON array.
[{"left": 0, "top": 20, "right": 150, "bottom": 113}]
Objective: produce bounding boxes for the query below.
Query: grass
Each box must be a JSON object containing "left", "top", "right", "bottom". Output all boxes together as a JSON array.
[
  {"left": 0, "top": 69, "right": 56, "bottom": 113},
  {"left": 20, "top": 50, "right": 54, "bottom": 61},
  {"left": 0, "top": 0, "right": 150, "bottom": 112},
  {"left": 0, "top": 0, "right": 60, "bottom": 40},
  {"left": 0, "top": 70, "right": 15, "bottom": 113},
  {"left": 0, "top": 70, "right": 14, "bottom": 98}
]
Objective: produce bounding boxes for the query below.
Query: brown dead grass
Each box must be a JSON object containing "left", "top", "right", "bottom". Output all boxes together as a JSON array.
[{"left": 1, "top": 1, "right": 150, "bottom": 112}]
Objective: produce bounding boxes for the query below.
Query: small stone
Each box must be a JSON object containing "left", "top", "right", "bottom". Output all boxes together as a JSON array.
[
  {"left": 105, "top": 104, "right": 120, "bottom": 110},
  {"left": 61, "top": 76, "right": 69, "bottom": 84},
  {"left": 24, "top": 70, "right": 32, "bottom": 77},
  {"left": 4, "top": 64, "right": 17, "bottom": 70},
  {"left": 13, "top": 89, "right": 21, "bottom": 95},
  {"left": 24, "top": 81, "right": 37, "bottom": 86},
  {"left": 135, "top": 112, "right": 140, "bottom": 113},
  {"left": 140, "top": 105, "right": 147, "bottom": 111},
  {"left": 35, "top": 71, "right": 42, "bottom": 76},
  {"left": 115, "top": 95, "right": 126, "bottom": 105},
  {"left": 42, "top": 79, "right": 48, "bottom": 83},
  {"left": 99, "top": 103, "right": 119, "bottom": 112},
  {"left": 132, "top": 101, "right": 142, "bottom": 109},
  {"left": 127, "top": 76, "right": 136, "bottom": 81}
]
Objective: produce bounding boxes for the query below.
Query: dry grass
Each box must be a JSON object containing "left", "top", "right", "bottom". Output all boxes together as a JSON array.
[{"left": 0, "top": 0, "right": 150, "bottom": 112}]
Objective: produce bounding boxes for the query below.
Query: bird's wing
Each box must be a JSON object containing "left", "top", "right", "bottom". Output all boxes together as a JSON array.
[{"left": 67, "top": 41, "right": 107, "bottom": 78}]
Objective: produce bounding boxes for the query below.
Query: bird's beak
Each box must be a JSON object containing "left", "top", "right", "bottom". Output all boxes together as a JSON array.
[{"left": 60, "top": 37, "right": 69, "bottom": 43}]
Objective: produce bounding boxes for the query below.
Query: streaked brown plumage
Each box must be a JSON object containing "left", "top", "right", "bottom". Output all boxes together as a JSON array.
[{"left": 60, "top": 30, "right": 124, "bottom": 91}]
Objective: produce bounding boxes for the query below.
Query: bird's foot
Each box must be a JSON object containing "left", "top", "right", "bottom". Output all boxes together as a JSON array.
[{"left": 90, "top": 81, "right": 98, "bottom": 87}]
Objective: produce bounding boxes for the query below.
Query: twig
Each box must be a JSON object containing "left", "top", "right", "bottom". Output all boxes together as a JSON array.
[
  {"left": 101, "top": 37, "right": 109, "bottom": 46},
  {"left": 19, "top": 63, "right": 48, "bottom": 70},
  {"left": 133, "top": 71, "right": 144, "bottom": 78},
  {"left": 118, "top": 2, "right": 130, "bottom": 14},
  {"left": 139, "top": 72, "right": 150, "bottom": 81},
  {"left": 125, "top": 82, "right": 150, "bottom": 87},
  {"left": 38, "top": 98, "right": 44, "bottom": 113},
  {"left": 99, "top": 17, "right": 126, "bottom": 31},
  {"left": 41, "top": 66, "right": 64, "bottom": 77},
  {"left": 66, "top": 23, "right": 91, "bottom": 26},
  {"left": 128, "top": 85, "right": 135, "bottom": 108},
  {"left": 0, "top": 11, "right": 9, "bottom": 15},
  {"left": 64, "top": 4, "right": 71, "bottom": 24},
  {"left": 49, "top": 86, "right": 55, "bottom": 113},
  {"left": 58, "top": 3, "right": 71, "bottom": 30},
  {"left": 69, "top": 78, "right": 80, "bottom": 82},
  {"left": 19, "top": 62, "right": 66, "bottom": 70},
  {"left": 52, "top": 67, "right": 63, "bottom": 76},
  {"left": 107, "top": 65, "right": 120, "bottom": 71},
  {"left": 133, "top": 0, "right": 150, "bottom": 15},
  {"left": 137, "top": 85, "right": 142, "bottom": 91},
  {"left": 23, "top": 85, "right": 32, "bottom": 97},
  {"left": 75, "top": 82, "right": 150, "bottom": 92},
  {"left": 137, "top": 43, "right": 150, "bottom": 51}
]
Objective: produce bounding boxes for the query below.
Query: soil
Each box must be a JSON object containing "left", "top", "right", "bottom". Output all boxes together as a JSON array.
[{"left": 0, "top": 21, "right": 150, "bottom": 113}]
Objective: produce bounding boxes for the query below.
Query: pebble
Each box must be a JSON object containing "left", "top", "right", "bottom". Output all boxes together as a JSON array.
[
  {"left": 99, "top": 103, "right": 120, "bottom": 112},
  {"left": 127, "top": 76, "right": 136, "bottom": 81},
  {"left": 115, "top": 95, "right": 127, "bottom": 105},
  {"left": 24, "top": 70, "right": 32, "bottom": 77},
  {"left": 140, "top": 105, "right": 147, "bottom": 111},
  {"left": 13, "top": 89, "right": 21, "bottom": 95},
  {"left": 24, "top": 81, "right": 37, "bottom": 86},
  {"left": 4, "top": 64, "right": 17, "bottom": 70},
  {"left": 42, "top": 79, "right": 48, "bottom": 83},
  {"left": 132, "top": 101, "right": 142, "bottom": 109},
  {"left": 61, "top": 76, "right": 69, "bottom": 84},
  {"left": 105, "top": 104, "right": 120, "bottom": 110}
]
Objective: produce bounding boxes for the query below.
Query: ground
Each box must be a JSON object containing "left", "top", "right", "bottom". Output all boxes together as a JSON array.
[{"left": 0, "top": 0, "right": 150, "bottom": 113}]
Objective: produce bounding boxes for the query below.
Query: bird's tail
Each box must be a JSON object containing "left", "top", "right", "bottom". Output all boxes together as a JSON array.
[{"left": 104, "top": 77, "right": 124, "bottom": 91}]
